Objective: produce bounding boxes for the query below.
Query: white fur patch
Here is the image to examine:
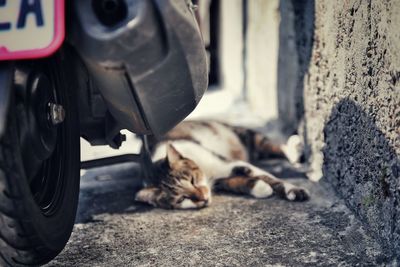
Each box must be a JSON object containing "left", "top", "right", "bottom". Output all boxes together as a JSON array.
[
  {"left": 180, "top": 199, "right": 197, "bottom": 209},
  {"left": 250, "top": 180, "right": 273, "bottom": 198},
  {"left": 284, "top": 183, "right": 309, "bottom": 201},
  {"left": 282, "top": 135, "right": 303, "bottom": 164},
  {"left": 283, "top": 183, "right": 297, "bottom": 201},
  {"left": 287, "top": 191, "right": 296, "bottom": 201}
]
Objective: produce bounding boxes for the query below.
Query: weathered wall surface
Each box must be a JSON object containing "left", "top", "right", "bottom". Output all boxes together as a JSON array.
[{"left": 280, "top": 0, "right": 400, "bottom": 259}]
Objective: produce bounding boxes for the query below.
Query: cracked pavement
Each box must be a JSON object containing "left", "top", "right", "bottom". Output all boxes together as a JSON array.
[{"left": 46, "top": 160, "right": 388, "bottom": 266}]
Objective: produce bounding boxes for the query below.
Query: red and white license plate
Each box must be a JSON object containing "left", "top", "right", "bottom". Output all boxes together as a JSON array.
[{"left": 0, "top": 0, "right": 64, "bottom": 60}]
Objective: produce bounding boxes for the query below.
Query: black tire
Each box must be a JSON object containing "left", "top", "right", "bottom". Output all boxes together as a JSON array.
[{"left": 0, "top": 52, "right": 80, "bottom": 266}]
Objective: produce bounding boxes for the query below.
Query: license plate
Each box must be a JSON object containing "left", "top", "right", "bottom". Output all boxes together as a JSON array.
[{"left": 0, "top": 0, "right": 64, "bottom": 60}]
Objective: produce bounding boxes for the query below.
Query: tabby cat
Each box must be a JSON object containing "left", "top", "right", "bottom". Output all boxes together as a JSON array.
[{"left": 135, "top": 121, "right": 309, "bottom": 209}]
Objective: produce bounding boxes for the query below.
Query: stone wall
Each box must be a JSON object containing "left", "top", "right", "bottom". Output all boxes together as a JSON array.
[{"left": 279, "top": 0, "right": 400, "bottom": 259}]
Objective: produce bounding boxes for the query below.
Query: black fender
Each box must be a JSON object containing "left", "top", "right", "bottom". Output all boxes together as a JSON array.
[
  {"left": 0, "top": 63, "right": 12, "bottom": 138},
  {"left": 69, "top": 0, "right": 208, "bottom": 137}
]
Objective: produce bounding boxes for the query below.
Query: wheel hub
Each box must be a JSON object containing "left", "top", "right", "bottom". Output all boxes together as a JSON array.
[
  {"left": 48, "top": 102, "right": 66, "bottom": 125},
  {"left": 14, "top": 67, "right": 66, "bottom": 183},
  {"left": 28, "top": 73, "right": 59, "bottom": 161}
]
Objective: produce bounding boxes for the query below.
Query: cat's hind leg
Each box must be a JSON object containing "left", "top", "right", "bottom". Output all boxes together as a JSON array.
[
  {"left": 214, "top": 162, "right": 309, "bottom": 201},
  {"left": 280, "top": 135, "right": 304, "bottom": 165},
  {"left": 232, "top": 126, "right": 304, "bottom": 164},
  {"left": 235, "top": 164, "right": 309, "bottom": 201},
  {"left": 256, "top": 174, "right": 309, "bottom": 201},
  {"left": 214, "top": 176, "right": 273, "bottom": 199},
  {"left": 214, "top": 173, "right": 308, "bottom": 201},
  {"left": 254, "top": 133, "right": 304, "bottom": 165}
]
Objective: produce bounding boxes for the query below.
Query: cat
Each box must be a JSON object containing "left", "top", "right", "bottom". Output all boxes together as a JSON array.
[{"left": 135, "top": 120, "right": 309, "bottom": 209}]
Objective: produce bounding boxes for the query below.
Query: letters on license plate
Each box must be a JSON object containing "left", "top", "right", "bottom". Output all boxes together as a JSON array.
[{"left": 0, "top": 0, "right": 64, "bottom": 60}]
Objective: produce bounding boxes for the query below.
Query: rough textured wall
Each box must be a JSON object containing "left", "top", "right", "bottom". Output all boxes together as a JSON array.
[{"left": 293, "top": 0, "right": 400, "bottom": 259}]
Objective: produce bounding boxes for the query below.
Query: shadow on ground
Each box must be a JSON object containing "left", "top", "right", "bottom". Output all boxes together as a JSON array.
[
  {"left": 76, "top": 159, "right": 306, "bottom": 223},
  {"left": 47, "top": 160, "right": 389, "bottom": 266},
  {"left": 76, "top": 163, "right": 149, "bottom": 223}
]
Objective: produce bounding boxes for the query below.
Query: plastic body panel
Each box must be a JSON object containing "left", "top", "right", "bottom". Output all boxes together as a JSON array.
[{"left": 70, "top": 0, "right": 208, "bottom": 136}]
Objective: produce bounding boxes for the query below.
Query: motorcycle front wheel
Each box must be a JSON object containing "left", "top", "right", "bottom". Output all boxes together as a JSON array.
[{"left": 0, "top": 50, "right": 80, "bottom": 266}]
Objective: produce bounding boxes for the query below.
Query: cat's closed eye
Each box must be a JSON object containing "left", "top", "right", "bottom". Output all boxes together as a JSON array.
[
  {"left": 176, "top": 196, "right": 186, "bottom": 204},
  {"left": 189, "top": 195, "right": 200, "bottom": 202}
]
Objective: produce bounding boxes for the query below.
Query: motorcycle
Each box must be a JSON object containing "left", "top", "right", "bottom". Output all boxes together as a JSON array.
[{"left": 0, "top": 0, "right": 207, "bottom": 265}]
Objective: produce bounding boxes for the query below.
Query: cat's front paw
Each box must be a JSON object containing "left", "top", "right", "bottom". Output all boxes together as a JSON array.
[
  {"left": 286, "top": 187, "right": 309, "bottom": 201},
  {"left": 250, "top": 180, "right": 273, "bottom": 198}
]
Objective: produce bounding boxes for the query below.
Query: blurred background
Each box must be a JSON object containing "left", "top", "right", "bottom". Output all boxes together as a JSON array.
[{"left": 82, "top": 0, "right": 289, "bottom": 162}]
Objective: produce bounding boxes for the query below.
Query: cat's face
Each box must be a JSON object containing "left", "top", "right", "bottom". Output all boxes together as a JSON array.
[{"left": 135, "top": 144, "right": 211, "bottom": 209}]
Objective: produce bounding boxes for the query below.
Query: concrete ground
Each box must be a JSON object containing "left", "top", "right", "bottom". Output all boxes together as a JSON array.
[{"left": 44, "top": 159, "right": 390, "bottom": 267}]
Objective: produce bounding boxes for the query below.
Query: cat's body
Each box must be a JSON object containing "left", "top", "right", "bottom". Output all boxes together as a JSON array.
[{"left": 135, "top": 121, "right": 309, "bottom": 209}]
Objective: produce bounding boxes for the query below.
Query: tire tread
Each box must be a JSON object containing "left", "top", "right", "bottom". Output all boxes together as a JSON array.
[{"left": 0, "top": 111, "right": 49, "bottom": 267}]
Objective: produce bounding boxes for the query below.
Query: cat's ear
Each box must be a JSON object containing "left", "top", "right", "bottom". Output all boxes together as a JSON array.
[
  {"left": 166, "top": 143, "right": 183, "bottom": 166},
  {"left": 135, "top": 187, "right": 160, "bottom": 206}
]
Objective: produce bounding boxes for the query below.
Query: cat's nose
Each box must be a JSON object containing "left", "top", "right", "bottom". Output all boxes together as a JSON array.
[
  {"left": 196, "top": 199, "right": 209, "bottom": 208},
  {"left": 203, "top": 199, "right": 209, "bottom": 206},
  {"left": 198, "top": 198, "right": 211, "bottom": 209}
]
